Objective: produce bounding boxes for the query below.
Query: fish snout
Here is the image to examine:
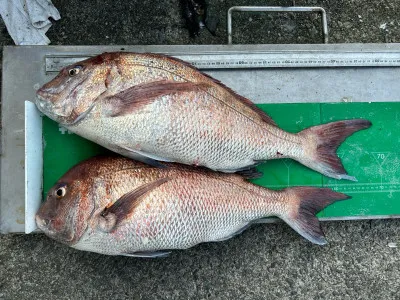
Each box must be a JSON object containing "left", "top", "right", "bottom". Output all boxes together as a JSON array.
[
  {"left": 35, "top": 95, "right": 53, "bottom": 117},
  {"left": 35, "top": 214, "right": 50, "bottom": 231},
  {"left": 35, "top": 214, "right": 75, "bottom": 244},
  {"left": 36, "top": 85, "right": 54, "bottom": 108},
  {"left": 36, "top": 86, "right": 46, "bottom": 96},
  {"left": 36, "top": 86, "right": 55, "bottom": 102},
  {"left": 35, "top": 89, "right": 65, "bottom": 119}
]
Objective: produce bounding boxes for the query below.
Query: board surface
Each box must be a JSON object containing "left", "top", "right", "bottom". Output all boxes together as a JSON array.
[
  {"left": 3, "top": 44, "right": 400, "bottom": 233},
  {"left": 43, "top": 102, "right": 400, "bottom": 220}
]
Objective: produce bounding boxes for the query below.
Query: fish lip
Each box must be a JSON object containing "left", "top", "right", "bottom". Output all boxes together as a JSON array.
[
  {"left": 35, "top": 95, "right": 57, "bottom": 121},
  {"left": 35, "top": 93, "right": 52, "bottom": 112},
  {"left": 35, "top": 214, "right": 75, "bottom": 244},
  {"left": 36, "top": 88, "right": 49, "bottom": 98},
  {"left": 35, "top": 93, "right": 70, "bottom": 124},
  {"left": 36, "top": 86, "right": 64, "bottom": 107},
  {"left": 36, "top": 87, "right": 58, "bottom": 104},
  {"left": 45, "top": 228, "right": 75, "bottom": 245},
  {"left": 35, "top": 214, "right": 49, "bottom": 231}
]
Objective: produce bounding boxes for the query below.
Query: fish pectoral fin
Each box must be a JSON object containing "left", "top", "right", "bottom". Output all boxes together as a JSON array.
[
  {"left": 104, "top": 80, "right": 207, "bottom": 117},
  {"left": 98, "top": 177, "right": 171, "bottom": 232},
  {"left": 118, "top": 145, "right": 172, "bottom": 168},
  {"left": 121, "top": 251, "right": 171, "bottom": 258}
]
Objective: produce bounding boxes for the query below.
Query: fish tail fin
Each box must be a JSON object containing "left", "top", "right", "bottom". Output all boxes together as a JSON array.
[
  {"left": 279, "top": 187, "right": 350, "bottom": 245},
  {"left": 297, "top": 119, "right": 371, "bottom": 181}
]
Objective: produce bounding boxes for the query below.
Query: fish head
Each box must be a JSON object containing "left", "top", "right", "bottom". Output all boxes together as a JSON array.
[
  {"left": 36, "top": 53, "right": 119, "bottom": 125},
  {"left": 35, "top": 162, "right": 97, "bottom": 245}
]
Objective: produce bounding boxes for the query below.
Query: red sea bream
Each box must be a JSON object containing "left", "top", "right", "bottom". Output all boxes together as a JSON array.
[
  {"left": 36, "top": 52, "right": 371, "bottom": 180},
  {"left": 36, "top": 157, "right": 350, "bottom": 257}
]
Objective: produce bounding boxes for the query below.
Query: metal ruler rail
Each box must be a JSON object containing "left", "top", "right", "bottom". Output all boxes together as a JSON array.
[{"left": 45, "top": 51, "right": 400, "bottom": 72}]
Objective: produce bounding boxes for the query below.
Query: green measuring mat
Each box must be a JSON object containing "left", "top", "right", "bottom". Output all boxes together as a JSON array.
[{"left": 42, "top": 102, "right": 400, "bottom": 219}]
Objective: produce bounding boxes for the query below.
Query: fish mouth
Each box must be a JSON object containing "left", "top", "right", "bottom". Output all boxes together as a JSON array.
[
  {"left": 35, "top": 93, "right": 53, "bottom": 114},
  {"left": 35, "top": 93, "right": 71, "bottom": 123},
  {"left": 35, "top": 214, "right": 75, "bottom": 245},
  {"left": 35, "top": 214, "right": 50, "bottom": 230},
  {"left": 36, "top": 86, "right": 59, "bottom": 103}
]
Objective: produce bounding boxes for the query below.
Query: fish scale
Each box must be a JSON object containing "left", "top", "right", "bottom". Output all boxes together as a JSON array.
[{"left": 71, "top": 160, "right": 281, "bottom": 254}]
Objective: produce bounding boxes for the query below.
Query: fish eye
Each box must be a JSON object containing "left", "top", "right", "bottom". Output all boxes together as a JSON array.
[
  {"left": 55, "top": 186, "right": 67, "bottom": 198},
  {"left": 68, "top": 66, "right": 82, "bottom": 77}
]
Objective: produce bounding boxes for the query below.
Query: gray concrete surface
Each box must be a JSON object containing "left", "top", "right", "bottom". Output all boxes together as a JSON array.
[{"left": 1, "top": 0, "right": 400, "bottom": 299}]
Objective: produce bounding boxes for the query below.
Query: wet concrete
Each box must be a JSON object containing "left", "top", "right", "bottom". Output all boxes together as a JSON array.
[{"left": 1, "top": 0, "right": 400, "bottom": 298}]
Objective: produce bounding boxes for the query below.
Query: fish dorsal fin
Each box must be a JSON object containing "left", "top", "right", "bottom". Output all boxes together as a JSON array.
[
  {"left": 206, "top": 77, "right": 277, "bottom": 127},
  {"left": 98, "top": 177, "right": 170, "bottom": 232},
  {"left": 115, "top": 53, "right": 277, "bottom": 126},
  {"left": 162, "top": 55, "right": 278, "bottom": 127},
  {"left": 105, "top": 80, "right": 206, "bottom": 117}
]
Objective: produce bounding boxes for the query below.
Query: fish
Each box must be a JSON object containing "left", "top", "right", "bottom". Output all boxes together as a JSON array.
[
  {"left": 36, "top": 52, "right": 371, "bottom": 181},
  {"left": 180, "top": 0, "right": 219, "bottom": 37},
  {"left": 36, "top": 156, "right": 350, "bottom": 257}
]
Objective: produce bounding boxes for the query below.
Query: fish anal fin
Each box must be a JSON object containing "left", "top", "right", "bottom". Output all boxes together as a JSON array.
[
  {"left": 235, "top": 167, "right": 263, "bottom": 179},
  {"left": 212, "top": 223, "right": 251, "bottom": 242},
  {"left": 98, "top": 177, "right": 170, "bottom": 232},
  {"left": 122, "top": 251, "right": 171, "bottom": 258}
]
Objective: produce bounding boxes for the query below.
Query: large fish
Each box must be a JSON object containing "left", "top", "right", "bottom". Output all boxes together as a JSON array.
[
  {"left": 36, "top": 156, "right": 349, "bottom": 257},
  {"left": 36, "top": 52, "right": 371, "bottom": 180}
]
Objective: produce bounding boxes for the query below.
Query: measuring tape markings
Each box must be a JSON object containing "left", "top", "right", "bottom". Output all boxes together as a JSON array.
[{"left": 44, "top": 52, "right": 400, "bottom": 72}]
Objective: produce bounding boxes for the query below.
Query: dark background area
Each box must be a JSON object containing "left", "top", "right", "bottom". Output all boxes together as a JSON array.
[{"left": 1, "top": 0, "right": 400, "bottom": 299}]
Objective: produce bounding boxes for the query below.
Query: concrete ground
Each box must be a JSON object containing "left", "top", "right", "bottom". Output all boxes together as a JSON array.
[{"left": 1, "top": 0, "right": 400, "bottom": 299}]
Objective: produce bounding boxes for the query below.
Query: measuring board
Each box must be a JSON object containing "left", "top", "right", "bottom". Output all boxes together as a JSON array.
[
  {"left": 42, "top": 102, "right": 400, "bottom": 221},
  {"left": 2, "top": 44, "right": 400, "bottom": 233}
]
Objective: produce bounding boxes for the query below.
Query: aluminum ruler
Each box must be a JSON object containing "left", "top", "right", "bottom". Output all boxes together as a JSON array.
[{"left": 45, "top": 49, "right": 400, "bottom": 72}]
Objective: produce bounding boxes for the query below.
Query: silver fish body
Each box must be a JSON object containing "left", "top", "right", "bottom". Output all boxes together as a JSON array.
[
  {"left": 69, "top": 84, "right": 303, "bottom": 172},
  {"left": 36, "top": 157, "right": 349, "bottom": 257},
  {"left": 36, "top": 52, "right": 371, "bottom": 180}
]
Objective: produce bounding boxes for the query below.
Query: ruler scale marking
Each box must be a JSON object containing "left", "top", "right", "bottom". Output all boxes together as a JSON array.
[{"left": 45, "top": 51, "right": 400, "bottom": 72}]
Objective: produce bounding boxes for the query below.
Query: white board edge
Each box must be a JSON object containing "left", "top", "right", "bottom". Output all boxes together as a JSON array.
[{"left": 24, "top": 101, "right": 43, "bottom": 234}]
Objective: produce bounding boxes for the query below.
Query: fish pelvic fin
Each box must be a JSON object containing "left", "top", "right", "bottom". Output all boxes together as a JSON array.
[
  {"left": 280, "top": 187, "right": 350, "bottom": 245},
  {"left": 297, "top": 119, "right": 371, "bottom": 181}
]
